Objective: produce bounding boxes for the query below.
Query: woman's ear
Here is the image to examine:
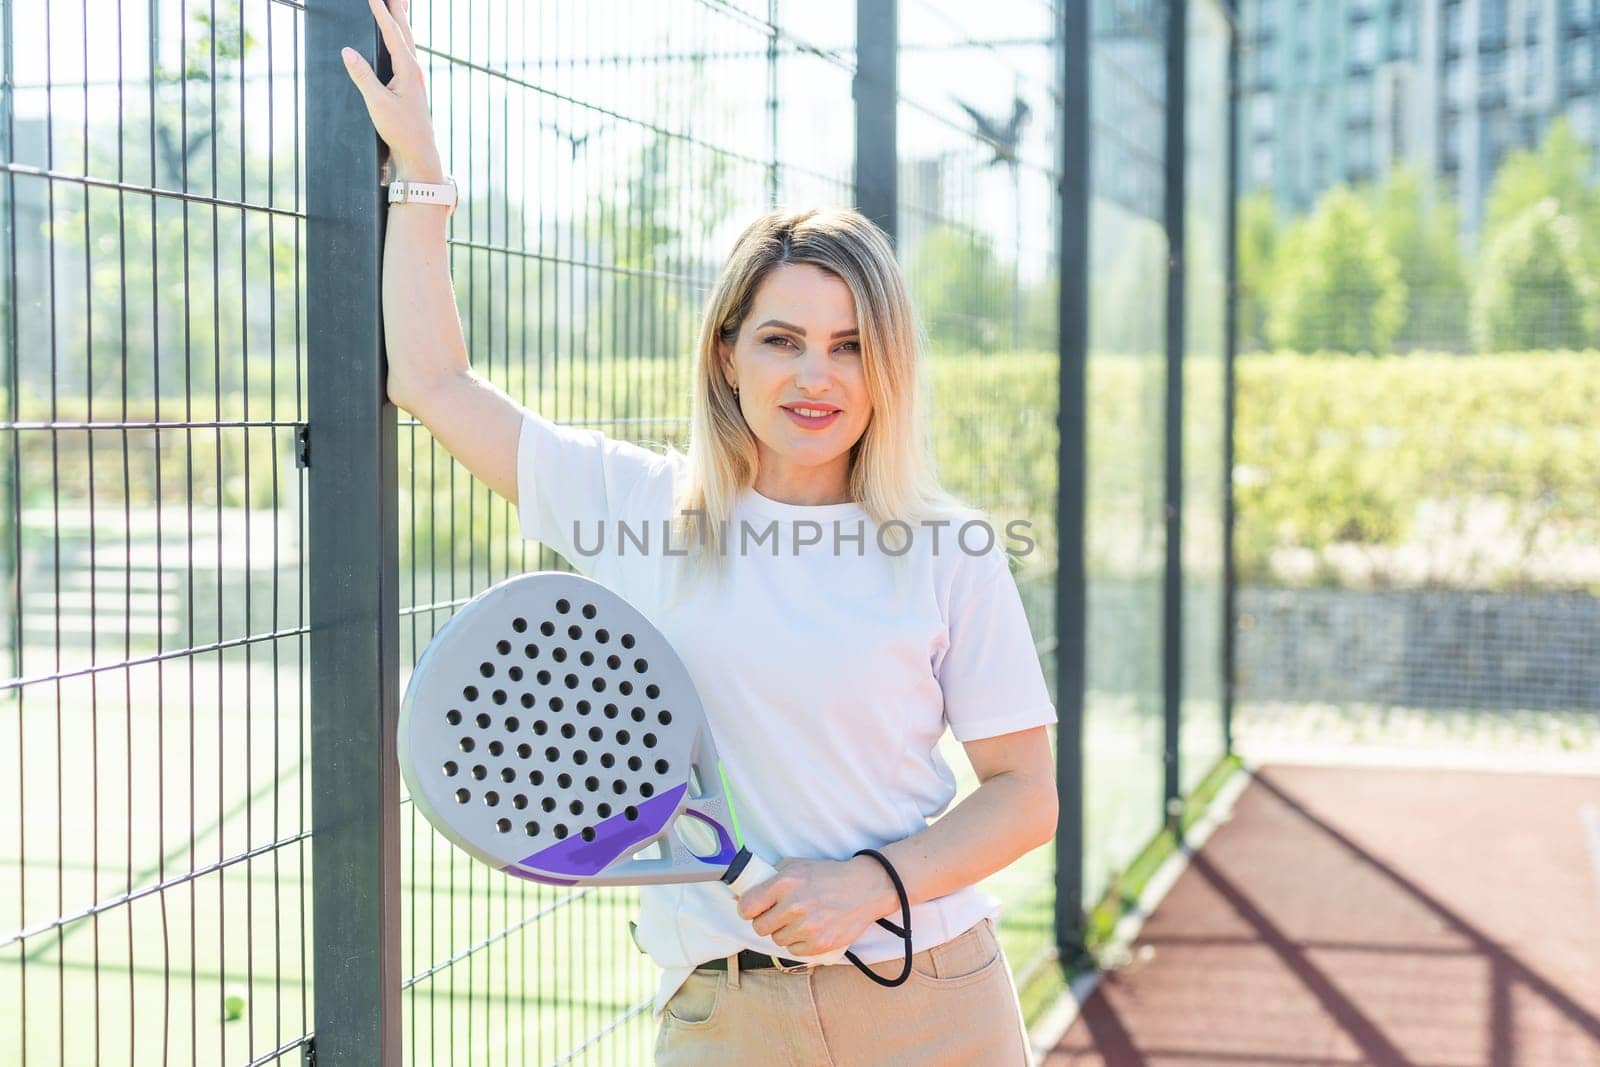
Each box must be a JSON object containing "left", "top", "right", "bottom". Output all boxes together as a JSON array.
[{"left": 717, "top": 338, "right": 734, "bottom": 388}]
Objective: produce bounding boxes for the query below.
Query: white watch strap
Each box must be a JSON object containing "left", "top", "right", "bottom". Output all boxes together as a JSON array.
[{"left": 388, "top": 177, "right": 458, "bottom": 215}]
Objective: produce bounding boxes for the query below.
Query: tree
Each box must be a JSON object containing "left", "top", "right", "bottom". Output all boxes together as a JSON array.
[
  {"left": 1235, "top": 188, "right": 1278, "bottom": 350},
  {"left": 905, "top": 224, "right": 1015, "bottom": 354},
  {"left": 1471, "top": 197, "right": 1597, "bottom": 352},
  {"left": 1482, "top": 115, "right": 1600, "bottom": 268},
  {"left": 1266, "top": 186, "right": 1406, "bottom": 354},
  {"left": 1364, "top": 164, "right": 1470, "bottom": 351}
]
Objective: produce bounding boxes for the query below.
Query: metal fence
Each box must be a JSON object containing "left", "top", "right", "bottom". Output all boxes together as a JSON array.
[
  {"left": 2, "top": 0, "right": 312, "bottom": 1064},
  {"left": 2, "top": 1, "right": 1240, "bottom": 1064}
]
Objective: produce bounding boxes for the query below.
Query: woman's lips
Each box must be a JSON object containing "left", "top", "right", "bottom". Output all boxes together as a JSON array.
[{"left": 782, "top": 406, "right": 842, "bottom": 429}]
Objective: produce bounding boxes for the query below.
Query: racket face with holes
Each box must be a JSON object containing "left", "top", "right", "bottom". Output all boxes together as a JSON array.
[{"left": 399, "top": 571, "right": 744, "bottom": 888}]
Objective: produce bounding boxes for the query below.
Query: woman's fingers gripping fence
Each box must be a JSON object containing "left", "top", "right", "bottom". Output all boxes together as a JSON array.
[{"left": 339, "top": 0, "right": 442, "bottom": 176}]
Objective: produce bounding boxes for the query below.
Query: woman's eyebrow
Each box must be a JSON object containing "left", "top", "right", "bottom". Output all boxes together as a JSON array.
[{"left": 754, "top": 318, "right": 859, "bottom": 339}]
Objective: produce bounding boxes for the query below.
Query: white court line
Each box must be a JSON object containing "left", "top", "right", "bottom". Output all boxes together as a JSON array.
[{"left": 1583, "top": 804, "right": 1600, "bottom": 904}]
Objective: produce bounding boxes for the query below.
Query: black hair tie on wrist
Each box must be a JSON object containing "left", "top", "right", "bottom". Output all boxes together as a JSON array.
[{"left": 842, "top": 847, "right": 913, "bottom": 988}]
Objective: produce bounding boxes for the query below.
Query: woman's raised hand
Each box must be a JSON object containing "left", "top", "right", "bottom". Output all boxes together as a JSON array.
[{"left": 340, "top": 0, "right": 444, "bottom": 180}]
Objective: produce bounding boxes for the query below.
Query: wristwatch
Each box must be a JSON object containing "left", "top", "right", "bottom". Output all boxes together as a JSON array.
[{"left": 387, "top": 175, "right": 458, "bottom": 218}]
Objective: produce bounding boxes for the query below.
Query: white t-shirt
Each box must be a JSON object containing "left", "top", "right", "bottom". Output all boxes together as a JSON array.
[{"left": 513, "top": 410, "right": 1057, "bottom": 1018}]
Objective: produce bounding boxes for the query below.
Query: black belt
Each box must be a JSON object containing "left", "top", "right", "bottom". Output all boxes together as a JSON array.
[{"left": 695, "top": 949, "right": 806, "bottom": 972}]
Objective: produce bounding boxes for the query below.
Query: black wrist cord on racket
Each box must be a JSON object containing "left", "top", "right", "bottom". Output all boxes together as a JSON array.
[{"left": 842, "top": 847, "right": 913, "bottom": 988}]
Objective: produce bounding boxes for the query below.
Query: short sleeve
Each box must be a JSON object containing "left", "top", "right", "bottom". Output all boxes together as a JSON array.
[
  {"left": 515, "top": 410, "right": 672, "bottom": 574},
  {"left": 935, "top": 545, "right": 1057, "bottom": 742}
]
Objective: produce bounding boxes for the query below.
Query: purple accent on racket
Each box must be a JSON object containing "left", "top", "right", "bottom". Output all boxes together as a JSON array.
[
  {"left": 680, "top": 807, "right": 739, "bottom": 866},
  {"left": 500, "top": 867, "right": 580, "bottom": 887},
  {"left": 519, "top": 783, "right": 688, "bottom": 877}
]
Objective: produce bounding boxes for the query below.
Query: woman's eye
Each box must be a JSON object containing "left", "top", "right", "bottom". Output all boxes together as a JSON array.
[
  {"left": 837, "top": 341, "right": 860, "bottom": 353},
  {"left": 762, "top": 335, "right": 793, "bottom": 348}
]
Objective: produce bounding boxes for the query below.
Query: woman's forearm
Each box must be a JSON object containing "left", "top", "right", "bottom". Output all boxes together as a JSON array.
[
  {"left": 382, "top": 157, "right": 471, "bottom": 409},
  {"left": 854, "top": 770, "right": 1058, "bottom": 917}
]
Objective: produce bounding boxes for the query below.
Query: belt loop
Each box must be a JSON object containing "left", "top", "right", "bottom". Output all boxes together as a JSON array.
[{"left": 727, "top": 951, "right": 741, "bottom": 990}]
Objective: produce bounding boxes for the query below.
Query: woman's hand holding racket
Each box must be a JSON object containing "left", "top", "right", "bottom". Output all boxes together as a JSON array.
[{"left": 737, "top": 855, "right": 902, "bottom": 959}]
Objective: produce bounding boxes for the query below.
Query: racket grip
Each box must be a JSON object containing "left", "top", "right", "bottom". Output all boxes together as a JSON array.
[
  {"left": 721, "top": 849, "right": 777, "bottom": 897},
  {"left": 720, "top": 849, "right": 851, "bottom": 967}
]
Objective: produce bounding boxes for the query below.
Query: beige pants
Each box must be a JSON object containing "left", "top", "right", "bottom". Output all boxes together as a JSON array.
[{"left": 653, "top": 917, "right": 1034, "bottom": 1066}]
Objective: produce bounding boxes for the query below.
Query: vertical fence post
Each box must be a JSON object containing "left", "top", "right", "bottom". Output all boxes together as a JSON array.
[
  {"left": 854, "top": 0, "right": 897, "bottom": 245},
  {"left": 0, "top": 0, "right": 15, "bottom": 680},
  {"left": 306, "top": 3, "right": 403, "bottom": 1062},
  {"left": 767, "top": 0, "right": 781, "bottom": 207},
  {"left": 1222, "top": 0, "right": 1239, "bottom": 756},
  {"left": 1162, "top": 0, "right": 1188, "bottom": 831},
  {"left": 1055, "top": 0, "right": 1091, "bottom": 969}
]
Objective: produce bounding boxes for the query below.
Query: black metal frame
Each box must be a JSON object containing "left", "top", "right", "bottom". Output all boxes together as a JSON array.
[
  {"left": 1163, "top": 0, "right": 1189, "bottom": 827},
  {"left": 855, "top": 0, "right": 898, "bottom": 245},
  {"left": 1222, "top": 0, "right": 1240, "bottom": 755},
  {"left": 1054, "top": 0, "right": 1092, "bottom": 969},
  {"left": 306, "top": 3, "right": 402, "bottom": 1063}
]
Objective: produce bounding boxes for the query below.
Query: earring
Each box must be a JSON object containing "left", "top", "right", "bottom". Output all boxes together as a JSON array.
[{"left": 732, "top": 385, "right": 740, "bottom": 398}]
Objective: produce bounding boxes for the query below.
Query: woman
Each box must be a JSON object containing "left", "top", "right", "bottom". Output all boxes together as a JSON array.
[{"left": 344, "top": 2, "right": 1058, "bottom": 1063}]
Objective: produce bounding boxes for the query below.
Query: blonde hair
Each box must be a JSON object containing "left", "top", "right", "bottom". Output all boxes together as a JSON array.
[{"left": 665, "top": 206, "right": 977, "bottom": 597}]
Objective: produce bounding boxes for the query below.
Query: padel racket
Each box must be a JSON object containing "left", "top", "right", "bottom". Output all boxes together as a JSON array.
[{"left": 397, "top": 569, "right": 851, "bottom": 966}]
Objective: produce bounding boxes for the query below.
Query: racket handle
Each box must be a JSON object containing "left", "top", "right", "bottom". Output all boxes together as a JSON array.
[
  {"left": 721, "top": 849, "right": 777, "bottom": 897},
  {"left": 720, "top": 849, "right": 850, "bottom": 967}
]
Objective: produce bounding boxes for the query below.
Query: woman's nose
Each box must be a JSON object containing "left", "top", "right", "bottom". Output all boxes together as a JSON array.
[{"left": 793, "top": 347, "right": 830, "bottom": 391}]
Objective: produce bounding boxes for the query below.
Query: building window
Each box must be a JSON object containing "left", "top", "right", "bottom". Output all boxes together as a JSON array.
[
  {"left": 1347, "top": 76, "right": 1374, "bottom": 117},
  {"left": 1390, "top": 90, "right": 1407, "bottom": 159},
  {"left": 1446, "top": 57, "right": 1470, "bottom": 105},
  {"left": 1391, "top": 6, "right": 1414, "bottom": 55},
  {"left": 1445, "top": 3, "right": 1466, "bottom": 55},
  {"left": 1519, "top": 112, "right": 1539, "bottom": 146},
  {"left": 1480, "top": 0, "right": 1507, "bottom": 44},
  {"left": 1571, "top": 97, "right": 1597, "bottom": 143},
  {"left": 1484, "top": 109, "right": 1513, "bottom": 157},
  {"left": 1252, "top": 92, "right": 1276, "bottom": 140},
  {"left": 1348, "top": 125, "right": 1374, "bottom": 173},
  {"left": 1481, "top": 48, "right": 1507, "bottom": 100},
  {"left": 1566, "top": 39, "right": 1593, "bottom": 89},
  {"left": 1258, "top": 0, "right": 1278, "bottom": 35},
  {"left": 1442, "top": 111, "right": 1462, "bottom": 170},
  {"left": 1351, "top": 20, "right": 1379, "bottom": 68},
  {"left": 1252, "top": 143, "right": 1275, "bottom": 186}
]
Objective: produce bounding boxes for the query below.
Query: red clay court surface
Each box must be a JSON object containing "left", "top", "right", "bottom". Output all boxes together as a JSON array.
[{"left": 1045, "top": 764, "right": 1600, "bottom": 1067}]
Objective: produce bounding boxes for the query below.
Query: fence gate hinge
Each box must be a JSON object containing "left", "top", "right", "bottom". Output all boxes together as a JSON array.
[
  {"left": 295, "top": 423, "right": 311, "bottom": 469},
  {"left": 301, "top": 1037, "right": 316, "bottom": 1067}
]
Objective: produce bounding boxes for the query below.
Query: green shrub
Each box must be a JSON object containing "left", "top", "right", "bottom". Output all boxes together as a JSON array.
[{"left": 1235, "top": 349, "right": 1600, "bottom": 590}]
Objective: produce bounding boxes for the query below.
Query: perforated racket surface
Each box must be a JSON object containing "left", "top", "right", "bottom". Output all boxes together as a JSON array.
[{"left": 399, "top": 570, "right": 773, "bottom": 893}]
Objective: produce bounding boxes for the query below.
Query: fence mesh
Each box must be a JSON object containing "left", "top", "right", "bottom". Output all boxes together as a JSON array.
[{"left": 1, "top": 0, "right": 313, "bottom": 1063}]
